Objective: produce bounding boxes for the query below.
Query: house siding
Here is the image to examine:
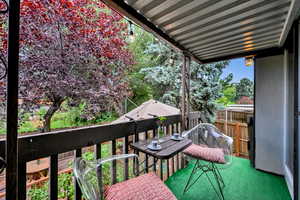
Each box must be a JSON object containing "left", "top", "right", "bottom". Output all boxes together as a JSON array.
[{"left": 255, "top": 54, "right": 285, "bottom": 175}]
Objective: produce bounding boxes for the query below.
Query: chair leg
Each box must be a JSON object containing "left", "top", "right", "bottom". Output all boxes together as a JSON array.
[
  {"left": 183, "top": 160, "right": 199, "bottom": 194},
  {"left": 183, "top": 160, "right": 206, "bottom": 194},
  {"left": 204, "top": 170, "right": 224, "bottom": 200},
  {"left": 211, "top": 165, "right": 225, "bottom": 200},
  {"left": 183, "top": 161, "right": 225, "bottom": 200},
  {"left": 213, "top": 163, "right": 225, "bottom": 188}
]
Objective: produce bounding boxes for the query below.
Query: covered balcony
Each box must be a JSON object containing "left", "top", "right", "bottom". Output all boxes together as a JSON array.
[{"left": 2, "top": 0, "right": 300, "bottom": 199}]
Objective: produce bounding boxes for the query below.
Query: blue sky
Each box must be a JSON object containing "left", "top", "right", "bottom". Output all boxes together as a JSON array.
[{"left": 221, "top": 58, "right": 254, "bottom": 83}]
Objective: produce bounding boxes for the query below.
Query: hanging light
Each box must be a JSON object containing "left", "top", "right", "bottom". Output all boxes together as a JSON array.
[
  {"left": 245, "top": 56, "right": 254, "bottom": 67},
  {"left": 128, "top": 21, "right": 135, "bottom": 42}
]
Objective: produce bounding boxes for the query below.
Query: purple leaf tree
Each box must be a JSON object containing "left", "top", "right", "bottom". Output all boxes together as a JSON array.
[{"left": 0, "top": 0, "right": 134, "bottom": 132}]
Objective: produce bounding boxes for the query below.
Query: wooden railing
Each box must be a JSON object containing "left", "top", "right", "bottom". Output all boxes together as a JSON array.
[{"left": 0, "top": 113, "right": 201, "bottom": 199}]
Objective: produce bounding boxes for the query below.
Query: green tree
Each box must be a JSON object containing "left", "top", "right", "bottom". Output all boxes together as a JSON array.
[
  {"left": 126, "top": 27, "right": 157, "bottom": 110},
  {"left": 235, "top": 78, "right": 254, "bottom": 100},
  {"left": 217, "top": 85, "right": 236, "bottom": 105},
  {"left": 139, "top": 41, "right": 230, "bottom": 122}
]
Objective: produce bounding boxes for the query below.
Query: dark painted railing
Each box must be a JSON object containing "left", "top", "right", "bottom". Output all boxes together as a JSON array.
[{"left": 0, "top": 112, "right": 201, "bottom": 199}]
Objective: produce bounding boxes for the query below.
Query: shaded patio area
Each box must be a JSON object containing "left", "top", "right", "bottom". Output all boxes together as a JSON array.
[
  {"left": 3, "top": 0, "right": 300, "bottom": 198},
  {"left": 166, "top": 157, "right": 291, "bottom": 200}
]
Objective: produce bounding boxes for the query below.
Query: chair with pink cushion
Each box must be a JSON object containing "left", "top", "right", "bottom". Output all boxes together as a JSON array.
[
  {"left": 73, "top": 154, "right": 177, "bottom": 200},
  {"left": 182, "top": 123, "right": 233, "bottom": 200}
]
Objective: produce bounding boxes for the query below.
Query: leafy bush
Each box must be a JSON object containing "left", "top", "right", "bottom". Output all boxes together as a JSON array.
[
  {"left": 58, "top": 173, "right": 74, "bottom": 199},
  {"left": 92, "top": 112, "right": 118, "bottom": 124},
  {"left": 28, "top": 183, "right": 49, "bottom": 200},
  {"left": 36, "top": 107, "right": 47, "bottom": 120},
  {"left": 28, "top": 172, "right": 74, "bottom": 200}
]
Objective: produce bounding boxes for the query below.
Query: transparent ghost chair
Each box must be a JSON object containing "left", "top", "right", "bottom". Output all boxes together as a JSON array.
[
  {"left": 73, "top": 154, "right": 177, "bottom": 200},
  {"left": 182, "top": 123, "right": 233, "bottom": 200}
]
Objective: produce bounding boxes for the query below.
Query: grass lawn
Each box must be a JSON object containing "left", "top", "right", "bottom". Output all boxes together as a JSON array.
[{"left": 0, "top": 110, "right": 117, "bottom": 134}]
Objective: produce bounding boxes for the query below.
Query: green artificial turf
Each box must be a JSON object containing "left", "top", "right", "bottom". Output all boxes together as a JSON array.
[{"left": 165, "top": 157, "right": 291, "bottom": 200}]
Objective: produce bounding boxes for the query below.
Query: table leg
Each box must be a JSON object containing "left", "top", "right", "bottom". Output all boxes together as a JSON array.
[
  {"left": 153, "top": 157, "right": 157, "bottom": 172},
  {"left": 145, "top": 154, "right": 149, "bottom": 173}
]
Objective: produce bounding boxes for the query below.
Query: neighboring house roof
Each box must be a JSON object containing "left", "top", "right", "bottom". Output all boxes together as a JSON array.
[
  {"left": 225, "top": 104, "right": 254, "bottom": 112},
  {"left": 112, "top": 99, "right": 180, "bottom": 124},
  {"left": 236, "top": 96, "right": 254, "bottom": 105}
]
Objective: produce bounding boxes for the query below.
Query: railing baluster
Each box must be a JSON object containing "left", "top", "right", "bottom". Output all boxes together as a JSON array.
[
  {"left": 50, "top": 155, "right": 58, "bottom": 200},
  {"left": 176, "top": 154, "right": 179, "bottom": 171},
  {"left": 153, "top": 127, "right": 156, "bottom": 138},
  {"left": 111, "top": 139, "right": 117, "bottom": 184},
  {"left": 145, "top": 131, "right": 149, "bottom": 173},
  {"left": 176, "top": 123, "right": 180, "bottom": 171},
  {"left": 74, "top": 149, "right": 82, "bottom": 200},
  {"left": 160, "top": 159, "right": 163, "bottom": 180},
  {"left": 167, "top": 159, "right": 170, "bottom": 178},
  {"left": 134, "top": 130, "right": 139, "bottom": 142},
  {"left": 18, "top": 161, "right": 26, "bottom": 200},
  {"left": 95, "top": 143, "right": 101, "bottom": 159},
  {"left": 180, "top": 153, "right": 184, "bottom": 169},
  {"left": 133, "top": 126, "right": 139, "bottom": 174},
  {"left": 166, "top": 125, "right": 170, "bottom": 178},
  {"left": 145, "top": 130, "right": 149, "bottom": 140},
  {"left": 124, "top": 136, "right": 129, "bottom": 180},
  {"left": 172, "top": 157, "right": 175, "bottom": 175},
  {"left": 171, "top": 124, "right": 175, "bottom": 174},
  {"left": 153, "top": 128, "right": 157, "bottom": 172},
  {"left": 94, "top": 143, "right": 103, "bottom": 197}
]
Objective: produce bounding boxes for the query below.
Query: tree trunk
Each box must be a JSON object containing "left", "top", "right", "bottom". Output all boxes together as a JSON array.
[
  {"left": 112, "top": 100, "right": 124, "bottom": 116},
  {"left": 42, "top": 98, "right": 64, "bottom": 133}
]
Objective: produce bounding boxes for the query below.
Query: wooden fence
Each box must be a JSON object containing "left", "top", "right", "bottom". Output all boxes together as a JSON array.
[
  {"left": 215, "top": 120, "right": 249, "bottom": 158},
  {"left": 216, "top": 110, "right": 253, "bottom": 123}
]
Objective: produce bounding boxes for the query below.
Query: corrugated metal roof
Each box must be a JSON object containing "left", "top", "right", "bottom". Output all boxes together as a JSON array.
[{"left": 113, "top": 0, "right": 298, "bottom": 62}]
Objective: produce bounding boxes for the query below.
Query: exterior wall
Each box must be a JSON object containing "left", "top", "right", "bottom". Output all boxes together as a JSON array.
[
  {"left": 255, "top": 54, "right": 285, "bottom": 175},
  {"left": 284, "top": 48, "right": 295, "bottom": 197},
  {"left": 297, "top": 20, "right": 300, "bottom": 200}
]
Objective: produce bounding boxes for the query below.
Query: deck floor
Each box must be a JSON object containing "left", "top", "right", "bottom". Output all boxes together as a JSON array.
[{"left": 165, "top": 157, "right": 291, "bottom": 200}]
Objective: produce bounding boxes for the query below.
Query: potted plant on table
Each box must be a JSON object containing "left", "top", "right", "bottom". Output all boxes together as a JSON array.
[{"left": 156, "top": 116, "right": 167, "bottom": 141}]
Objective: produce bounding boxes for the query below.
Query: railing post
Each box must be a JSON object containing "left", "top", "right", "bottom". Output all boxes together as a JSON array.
[
  {"left": 95, "top": 143, "right": 103, "bottom": 197},
  {"left": 111, "top": 140, "right": 117, "bottom": 184},
  {"left": 6, "top": 0, "right": 21, "bottom": 199},
  {"left": 49, "top": 155, "right": 58, "bottom": 200},
  {"left": 123, "top": 136, "right": 129, "bottom": 179},
  {"left": 17, "top": 161, "right": 26, "bottom": 200},
  {"left": 144, "top": 131, "right": 149, "bottom": 173}
]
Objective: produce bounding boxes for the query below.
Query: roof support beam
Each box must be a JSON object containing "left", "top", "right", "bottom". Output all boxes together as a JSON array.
[
  {"left": 101, "top": 0, "right": 203, "bottom": 64},
  {"left": 181, "top": 55, "right": 191, "bottom": 131},
  {"left": 279, "top": 0, "right": 300, "bottom": 46}
]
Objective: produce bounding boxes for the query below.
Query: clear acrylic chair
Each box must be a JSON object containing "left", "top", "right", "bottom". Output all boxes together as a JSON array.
[
  {"left": 182, "top": 123, "right": 233, "bottom": 200},
  {"left": 73, "top": 154, "right": 177, "bottom": 200}
]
